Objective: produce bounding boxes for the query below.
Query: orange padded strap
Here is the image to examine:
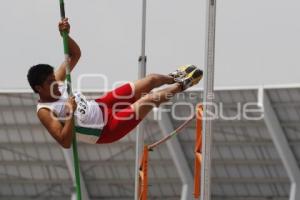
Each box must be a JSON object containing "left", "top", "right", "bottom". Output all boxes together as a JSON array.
[
  {"left": 139, "top": 145, "right": 149, "bottom": 200},
  {"left": 194, "top": 105, "right": 203, "bottom": 198}
]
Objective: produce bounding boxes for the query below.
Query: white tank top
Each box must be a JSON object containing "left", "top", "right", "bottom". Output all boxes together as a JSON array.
[{"left": 37, "top": 84, "right": 104, "bottom": 144}]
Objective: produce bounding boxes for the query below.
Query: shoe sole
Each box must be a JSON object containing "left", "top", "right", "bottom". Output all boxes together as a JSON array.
[{"left": 183, "top": 69, "right": 203, "bottom": 89}]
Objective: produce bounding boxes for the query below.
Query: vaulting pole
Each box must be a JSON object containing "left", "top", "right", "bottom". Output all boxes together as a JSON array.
[{"left": 59, "top": 1, "right": 82, "bottom": 199}]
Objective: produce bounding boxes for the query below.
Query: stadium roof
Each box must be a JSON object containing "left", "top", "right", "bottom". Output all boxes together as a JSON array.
[{"left": 0, "top": 85, "right": 299, "bottom": 200}]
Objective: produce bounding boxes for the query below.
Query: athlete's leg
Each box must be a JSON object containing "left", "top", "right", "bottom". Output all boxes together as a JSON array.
[
  {"left": 96, "top": 65, "right": 199, "bottom": 109},
  {"left": 96, "top": 74, "right": 173, "bottom": 110},
  {"left": 96, "top": 83, "right": 182, "bottom": 144},
  {"left": 96, "top": 67, "right": 203, "bottom": 144},
  {"left": 132, "top": 83, "right": 182, "bottom": 119},
  {"left": 132, "top": 73, "right": 174, "bottom": 100},
  {"left": 132, "top": 64, "right": 199, "bottom": 100},
  {"left": 132, "top": 67, "right": 203, "bottom": 119}
]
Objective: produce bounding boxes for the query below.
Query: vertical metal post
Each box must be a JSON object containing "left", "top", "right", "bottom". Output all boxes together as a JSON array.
[
  {"left": 201, "top": 0, "right": 217, "bottom": 200},
  {"left": 134, "top": 0, "right": 147, "bottom": 199},
  {"left": 63, "top": 149, "right": 90, "bottom": 200}
]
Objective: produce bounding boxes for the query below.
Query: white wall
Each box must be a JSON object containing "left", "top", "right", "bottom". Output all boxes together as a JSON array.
[{"left": 0, "top": 0, "right": 299, "bottom": 91}]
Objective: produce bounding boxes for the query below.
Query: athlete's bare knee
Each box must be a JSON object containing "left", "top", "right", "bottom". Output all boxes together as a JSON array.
[
  {"left": 131, "top": 97, "right": 158, "bottom": 119},
  {"left": 143, "top": 93, "right": 162, "bottom": 107},
  {"left": 146, "top": 73, "right": 161, "bottom": 83}
]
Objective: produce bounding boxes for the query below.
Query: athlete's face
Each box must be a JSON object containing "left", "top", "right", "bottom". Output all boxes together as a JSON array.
[{"left": 38, "top": 73, "right": 61, "bottom": 99}]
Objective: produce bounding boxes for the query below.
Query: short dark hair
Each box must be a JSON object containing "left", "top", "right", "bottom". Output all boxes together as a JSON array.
[{"left": 27, "top": 64, "right": 54, "bottom": 93}]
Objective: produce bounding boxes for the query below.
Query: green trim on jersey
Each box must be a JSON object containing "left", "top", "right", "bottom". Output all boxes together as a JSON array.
[{"left": 75, "top": 126, "right": 102, "bottom": 137}]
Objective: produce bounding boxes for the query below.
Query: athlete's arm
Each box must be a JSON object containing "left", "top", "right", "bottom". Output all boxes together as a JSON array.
[
  {"left": 37, "top": 96, "right": 77, "bottom": 148},
  {"left": 55, "top": 18, "right": 81, "bottom": 82}
]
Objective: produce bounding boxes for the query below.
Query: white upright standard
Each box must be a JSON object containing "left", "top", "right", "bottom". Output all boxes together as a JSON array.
[
  {"left": 134, "top": 0, "right": 147, "bottom": 199},
  {"left": 200, "top": 0, "right": 217, "bottom": 200}
]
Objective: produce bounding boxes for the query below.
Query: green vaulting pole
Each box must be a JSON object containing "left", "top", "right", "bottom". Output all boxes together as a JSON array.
[{"left": 59, "top": 0, "right": 82, "bottom": 199}]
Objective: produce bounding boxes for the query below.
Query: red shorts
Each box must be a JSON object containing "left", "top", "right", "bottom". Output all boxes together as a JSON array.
[{"left": 95, "top": 83, "right": 142, "bottom": 144}]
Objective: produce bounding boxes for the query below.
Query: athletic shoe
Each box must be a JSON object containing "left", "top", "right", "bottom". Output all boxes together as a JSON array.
[
  {"left": 175, "top": 68, "right": 203, "bottom": 90},
  {"left": 169, "top": 64, "right": 197, "bottom": 79}
]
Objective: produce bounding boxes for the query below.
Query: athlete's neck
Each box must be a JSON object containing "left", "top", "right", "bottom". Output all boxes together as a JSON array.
[{"left": 39, "top": 94, "right": 60, "bottom": 103}]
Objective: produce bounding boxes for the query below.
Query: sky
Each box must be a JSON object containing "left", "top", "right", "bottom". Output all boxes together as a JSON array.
[{"left": 0, "top": 0, "right": 299, "bottom": 91}]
